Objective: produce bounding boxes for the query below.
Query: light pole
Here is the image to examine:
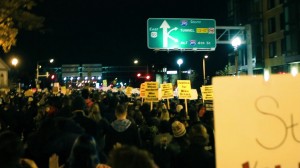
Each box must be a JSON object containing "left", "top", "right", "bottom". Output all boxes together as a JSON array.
[
  {"left": 202, "top": 55, "right": 208, "bottom": 85},
  {"left": 36, "top": 58, "right": 54, "bottom": 89},
  {"left": 11, "top": 57, "right": 19, "bottom": 88},
  {"left": 177, "top": 58, "right": 183, "bottom": 80},
  {"left": 231, "top": 37, "right": 241, "bottom": 76}
]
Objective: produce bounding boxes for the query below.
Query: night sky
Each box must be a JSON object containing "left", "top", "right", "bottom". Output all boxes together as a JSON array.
[{"left": 7, "top": 0, "right": 230, "bottom": 78}]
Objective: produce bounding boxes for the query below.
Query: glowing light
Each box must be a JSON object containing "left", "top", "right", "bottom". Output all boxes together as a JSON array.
[
  {"left": 231, "top": 37, "right": 242, "bottom": 50},
  {"left": 11, "top": 58, "right": 19, "bottom": 66},
  {"left": 177, "top": 58, "right": 183, "bottom": 67},
  {"left": 291, "top": 66, "right": 298, "bottom": 76},
  {"left": 264, "top": 69, "right": 270, "bottom": 81}
]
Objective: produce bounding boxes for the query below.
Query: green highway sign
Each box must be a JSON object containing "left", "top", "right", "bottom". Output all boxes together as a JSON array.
[{"left": 147, "top": 18, "right": 216, "bottom": 51}]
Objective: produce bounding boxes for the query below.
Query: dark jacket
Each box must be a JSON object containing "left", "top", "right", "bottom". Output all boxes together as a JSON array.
[
  {"left": 174, "top": 144, "right": 216, "bottom": 168},
  {"left": 104, "top": 119, "right": 141, "bottom": 154}
]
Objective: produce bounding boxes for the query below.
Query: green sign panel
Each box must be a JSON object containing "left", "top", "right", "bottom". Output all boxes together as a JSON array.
[{"left": 147, "top": 18, "right": 216, "bottom": 51}]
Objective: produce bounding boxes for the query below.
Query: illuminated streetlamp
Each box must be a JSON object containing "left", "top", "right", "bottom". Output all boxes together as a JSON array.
[
  {"left": 10, "top": 57, "right": 19, "bottom": 88},
  {"left": 231, "top": 37, "right": 242, "bottom": 76},
  {"left": 177, "top": 58, "right": 183, "bottom": 80},
  {"left": 202, "top": 55, "right": 208, "bottom": 85},
  {"left": 11, "top": 58, "right": 19, "bottom": 67}
]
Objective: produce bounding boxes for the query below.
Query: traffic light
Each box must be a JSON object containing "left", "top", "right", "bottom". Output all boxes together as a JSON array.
[
  {"left": 49, "top": 73, "right": 56, "bottom": 81},
  {"left": 146, "top": 75, "right": 150, "bottom": 80},
  {"left": 137, "top": 73, "right": 141, "bottom": 77}
]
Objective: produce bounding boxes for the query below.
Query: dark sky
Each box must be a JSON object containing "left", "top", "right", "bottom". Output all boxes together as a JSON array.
[{"left": 8, "top": 0, "right": 230, "bottom": 77}]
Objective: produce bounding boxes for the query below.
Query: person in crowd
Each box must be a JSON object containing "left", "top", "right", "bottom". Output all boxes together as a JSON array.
[
  {"left": 24, "top": 117, "right": 84, "bottom": 168},
  {"left": 104, "top": 103, "right": 141, "bottom": 154},
  {"left": 45, "top": 96, "right": 61, "bottom": 117},
  {"left": 151, "top": 120, "right": 177, "bottom": 168},
  {"left": 139, "top": 102, "right": 152, "bottom": 124},
  {"left": 71, "top": 96, "right": 99, "bottom": 142},
  {"left": 107, "top": 145, "right": 158, "bottom": 168},
  {"left": 160, "top": 108, "right": 170, "bottom": 122},
  {"left": 0, "top": 130, "right": 38, "bottom": 168},
  {"left": 174, "top": 123, "right": 216, "bottom": 168},
  {"left": 49, "top": 134, "right": 110, "bottom": 168},
  {"left": 81, "top": 88, "right": 94, "bottom": 113},
  {"left": 169, "top": 120, "right": 190, "bottom": 154},
  {"left": 55, "top": 95, "right": 73, "bottom": 118},
  {"left": 201, "top": 111, "right": 215, "bottom": 153},
  {"left": 101, "top": 92, "right": 118, "bottom": 123},
  {"left": 87, "top": 101, "right": 110, "bottom": 162}
]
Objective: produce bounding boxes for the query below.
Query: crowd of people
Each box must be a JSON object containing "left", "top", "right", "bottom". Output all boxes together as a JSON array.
[{"left": 0, "top": 87, "right": 215, "bottom": 168}]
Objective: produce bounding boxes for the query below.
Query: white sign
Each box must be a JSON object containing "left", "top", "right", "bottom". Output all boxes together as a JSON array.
[{"left": 213, "top": 74, "right": 300, "bottom": 168}]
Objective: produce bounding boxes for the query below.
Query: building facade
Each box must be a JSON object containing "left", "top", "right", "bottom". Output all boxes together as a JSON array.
[{"left": 227, "top": 0, "right": 300, "bottom": 74}]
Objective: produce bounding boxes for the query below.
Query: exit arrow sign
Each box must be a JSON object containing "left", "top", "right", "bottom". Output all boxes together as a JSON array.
[{"left": 147, "top": 18, "right": 216, "bottom": 51}]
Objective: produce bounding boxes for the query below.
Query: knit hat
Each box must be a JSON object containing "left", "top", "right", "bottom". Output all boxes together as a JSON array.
[{"left": 172, "top": 121, "right": 186, "bottom": 138}]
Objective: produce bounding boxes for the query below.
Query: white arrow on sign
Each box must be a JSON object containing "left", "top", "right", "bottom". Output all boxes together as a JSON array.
[
  {"left": 160, "top": 20, "right": 178, "bottom": 48},
  {"left": 168, "top": 27, "right": 178, "bottom": 43}
]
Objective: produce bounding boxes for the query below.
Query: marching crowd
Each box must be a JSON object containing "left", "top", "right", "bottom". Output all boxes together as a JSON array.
[{"left": 0, "top": 87, "right": 215, "bottom": 168}]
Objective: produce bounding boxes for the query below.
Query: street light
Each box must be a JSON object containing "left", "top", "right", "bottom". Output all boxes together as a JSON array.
[
  {"left": 36, "top": 58, "right": 54, "bottom": 89},
  {"left": 10, "top": 57, "right": 19, "bottom": 89},
  {"left": 177, "top": 58, "right": 183, "bottom": 80},
  {"left": 202, "top": 55, "right": 208, "bottom": 85},
  {"left": 11, "top": 58, "right": 19, "bottom": 67},
  {"left": 231, "top": 37, "right": 242, "bottom": 76}
]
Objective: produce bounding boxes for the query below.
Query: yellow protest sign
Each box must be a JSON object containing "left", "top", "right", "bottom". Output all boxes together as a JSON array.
[
  {"left": 160, "top": 83, "right": 174, "bottom": 99},
  {"left": 53, "top": 86, "right": 59, "bottom": 94},
  {"left": 60, "top": 86, "right": 67, "bottom": 95},
  {"left": 177, "top": 80, "right": 192, "bottom": 99},
  {"left": 144, "top": 82, "right": 158, "bottom": 102},
  {"left": 125, "top": 87, "right": 133, "bottom": 97},
  {"left": 24, "top": 89, "right": 34, "bottom": 97},
  {"left": 201, "top": 85, "right": 213, "bottom": 100},
  {"left": 213, "top": 74, "right": 300, "bottom": 167},
  {"left": 140, "top": 83, "right": 146, "bottom": 98}
]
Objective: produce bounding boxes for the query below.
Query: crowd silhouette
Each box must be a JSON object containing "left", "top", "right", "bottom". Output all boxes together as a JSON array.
[{"left": 0, "top": 87, "right": 215, "bottom": 168}]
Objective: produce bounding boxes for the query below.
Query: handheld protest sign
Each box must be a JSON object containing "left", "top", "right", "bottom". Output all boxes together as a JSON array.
[
  {"left": 144, "top": 82, "right": 159, "bottom": 102},
  {"left": 160, "top": 83, "right": 174, "bottom": 109},
  {"left": 213, "top": 74, "right": 300, "bottom": 168},
  {"left": 177, "top": 80, "right": 192, "bottom": 114}
]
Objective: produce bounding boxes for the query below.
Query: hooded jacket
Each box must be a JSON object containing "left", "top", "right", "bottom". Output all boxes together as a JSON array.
[{"left": 104, "top": 119, "right": 141, "bottom": 154}]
